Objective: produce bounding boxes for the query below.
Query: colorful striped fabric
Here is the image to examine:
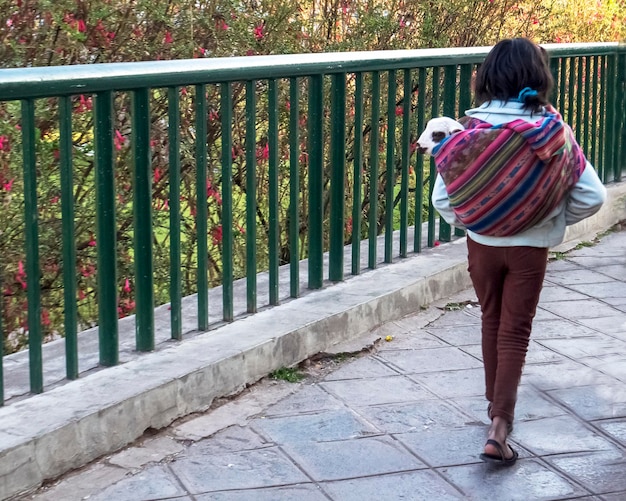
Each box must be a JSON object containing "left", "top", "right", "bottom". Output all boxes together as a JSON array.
[{"left": 433, "top": 109, "right": 587, "bottom": 236}]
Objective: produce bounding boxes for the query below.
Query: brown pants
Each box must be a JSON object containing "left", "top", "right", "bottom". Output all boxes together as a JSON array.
[{"left": 467, "top": 237, "right": 548, "bottom": 424}]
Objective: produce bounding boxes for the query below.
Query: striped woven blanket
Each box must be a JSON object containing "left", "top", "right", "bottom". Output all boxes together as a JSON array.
[{"left": 433, "top": 109, "right": 587, "bottom": 237}]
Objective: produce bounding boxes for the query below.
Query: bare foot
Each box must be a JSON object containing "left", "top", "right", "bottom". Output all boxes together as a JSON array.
[{"left": 484, "top": 416, "right": 515, "bottom": 460}]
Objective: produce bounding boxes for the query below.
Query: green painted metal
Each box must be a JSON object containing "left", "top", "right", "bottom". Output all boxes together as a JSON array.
[
  {"left": 0, "top": 280, "right": 3, "bottom": 403},
  {"left": 599, "top": 56, "right": 607, "bottom": 180},
  {"left": 1, "top": 44, "right": 619, "bottom": 102},
  {"left": 583, "top": 56, "right": 591, "bottom": 156},
  {"left": 329, "top": 73, "right": 347, "bottom": 281},
  {"left": 606, "top": 54, "right": 617, "bottom": 181},
  {"left": 368, "top": 71, "right": 381, "bottom": 269},
  {"left": 21, "top": 99, "right": 43, "bottom": 392},
  {"left": 567, "top": 58, "right": 576, "bottom": 127},
  {"left": 288, "top": 78, "right": 300, "bottom": 297},
  {"left": 612, "top": 48, "right": 625, "bottom": 180},
  {"left": 308, "top": 75, "right": 324, "bottom": 289},
  {"left": 168, "top": 87, "right": 183, "bottom": 339},
  {"left": 591, "top": 56, "right": 599, "bottom": 167},
  {"left": 455, "top": 64, "right": 472, "bottom": 239},
  {"left": 221, "top": 83, "right": 234, "bottom": 321},
  {"left": 59, "top": 96, "right": 78, "bottom": 379},
  {"left": 549, "top": 58, "right": 560, "bottom": 105},
  {"left": 94, "top": 91, "right": 118, "bottom": 366},
  {"left": 352, "top": 73, "right": 364, "bottom": 275},
  {"left": 384, "top": 71, "right": 397, "bottom": 264},
  {"left": 428, "top": 68, "right": 440, "bottom": 248},
  {"left": 575, "top": 57, "right": 584, "bottom": 142},
  {"left": 132, "top": 88, "right": 155, "bottom": 352},
  {"left": 245, "top": 80, "right": 258, "bottom": 309},
  {"left": 399, "top": 69, "right": 411, "bottom": 258},
  {"left": 268, "top": 79, "right": 280, "bottom": 302},
  {"left": 195, "top": 85, "right": 209, "bottom": 329},
  {"left": 559, "top": 58, "right": 567, "bottom": 112},
  {"left": 439, "top": 65, "right": 456, "bottom": 244},
  {"left": 414, "top": 67, "right": 426, "bottom": 254}
]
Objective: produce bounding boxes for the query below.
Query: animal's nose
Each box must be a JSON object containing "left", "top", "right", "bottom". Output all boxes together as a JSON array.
[{"left": 416, "top": 144, "right": 427, "bottom": 154}]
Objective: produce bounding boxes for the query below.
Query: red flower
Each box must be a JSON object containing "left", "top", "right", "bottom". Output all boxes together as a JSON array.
[
  {"left": 0, "top": 135, "right": 10, "bottom": 151},
  {"left": 253, "top": 24, "right": 264, "bottom": 41},
  {"left": 211, "top": 225, "right": 223, "bottom": 245},
  {"left": 164, "top": 31, "right": 174, "bottom": 44}
]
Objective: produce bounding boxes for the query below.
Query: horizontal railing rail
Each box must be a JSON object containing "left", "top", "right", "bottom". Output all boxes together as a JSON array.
[{"left": 0, "top": 42, "right": 624, "bottom": 405}]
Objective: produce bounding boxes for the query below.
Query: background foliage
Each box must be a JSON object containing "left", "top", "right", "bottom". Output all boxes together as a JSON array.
[{"left": 1, "top": 0, "right": 624, "bottom": 352}]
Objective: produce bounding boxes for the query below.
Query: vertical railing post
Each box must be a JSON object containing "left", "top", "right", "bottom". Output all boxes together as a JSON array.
[
  {"left": 591, "top": 56, "right": 599, "bottom": 168},
  {"left": 59, "top": 96, "right": 78, "bottom": 379},
  {"left": 414, "top": 68, "right": 426, "bottom": 253},
  {"left": 195, "top": 85, "right": 209, "bottom": 329},
  {"left": 351, "top": 73, "right": 364, "bottom": 274},
  {"left": 221, "top": 82, "right": 234, "bottom": 321},
  {"left": 428, "top": 67, "right": 440, "bottom": 248},
  {"left": 368, "top": 71, "right": 381, "bottom": 269},
  {"left": 268, "top": 79, "right": 280, "bottom": 300},
  {"left": 94, "top": 91, "right": 118, "bottom": 366},
  {"left": 245, "top": 80, "right": 258, "bottom": 309},
  {"left": 288, "top": 78, "right": 300, "bottom": 297},
  {"left": 399, "top": 69, "right": 411, "bottom": 258},
  {"left": 605, "top": 54, "right": 617, "bottom": 182},
  {"left": 329, "top": 73, "right": 346, "bottom": 281},
  {"left": 168, "top": 87, "right": 182, "bottom": 339},
  {"left": 132, "top": 88, "right": 154, "bottom": 352},
  {"left": 308, "top": 74, "right": 324, "bottom": 289},
  {"left": 613, "top": 43, "right": 626, "bottom": 181},
  {"left": 439, "top": 65, "right": 456, "bottom": 243},
  {"left": 384, "top": 71, "right": 396, "bottom": 264},
  {"left": 21, "top": 99, "right": 43, "bottom": 393}
]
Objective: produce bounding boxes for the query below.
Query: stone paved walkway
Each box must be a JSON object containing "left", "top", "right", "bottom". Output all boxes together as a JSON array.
[{"left": 21, "top": 229, "right": 626, "bottom": 501}]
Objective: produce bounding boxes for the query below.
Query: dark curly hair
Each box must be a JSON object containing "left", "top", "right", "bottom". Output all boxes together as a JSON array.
[{"left": 474, "top": 38, "right": 554, "bottom": 112}]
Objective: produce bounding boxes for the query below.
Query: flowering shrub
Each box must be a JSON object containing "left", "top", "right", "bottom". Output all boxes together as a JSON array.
[{"left": 0, "top": 0, "right": 624, "bottom": 353}]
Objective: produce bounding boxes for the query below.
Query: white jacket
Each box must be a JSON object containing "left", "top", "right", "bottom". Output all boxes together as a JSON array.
[{"left": 431, "top": 100, "right": 607, "bottom": 248}]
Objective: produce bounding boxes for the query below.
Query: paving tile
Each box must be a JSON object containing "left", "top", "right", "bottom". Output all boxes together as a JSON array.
[
  {"left": 438, "top": 459, "right": 587, "bottom": 500},
  {"left": 536, "top": 334, "right": 626, "bottom": 359},
  {"left": 547, "top": 449, "right": 626, "bottom": 494},
  {"left": 195, "top": 484, "right": 328, "bottom": 500},
  {"left": 598, "top": 264, "right": 626, "bottom": 281},
  {"left": 250, "top": 409, "right": 379, "bottom": 444},
  {"left": 375, "top": 330, "right": 448, "bottom": 350},
  {"left": 409, "top": 368, "right": 485, "bottom": 399},
  {"left": 539, "top": 285, "right": 590, "bottom": 302},
  {"left": 577, "top": 315, "right": 626, "bottom": 334},
  {"left": 602, "top": 492, "right": 626, "bottom": 501},
  {"left": 378, "top": 346, "right": 482, "bottom": 374},
  {"left": 566, "top": 281, "right": 626, "bottom": 300},
  {"left": 426, "top": 309, "right": 481, "bottom": 327},
  {"left": 262, "top": 384, "right": 345, "bottom": 416},
  {"left": 532, "top": 307, "right": 561, "bottom": 321},
  {"left": 169, "top": 447, "right": 309, "bottom": 494},
  {"left": 530, "top": 319, "right": 599, "bottom": 339},
  {"left": 182, "top": 426, "right": 272, "bottom": 455},
  {"left": 90, "top": 465, "right": 188, "bottom": 500},
  {"left": 522, "top": 360, "right": 617, "bottom": 391},
  {"left": 321, "top": 356, "right": 400, "bottom": 381},
  {"left": 595, "top": 418, "right": 626, "bottom": 447},
  {"left": 321, "top": 470, "right": 465, "bottom": 500},
  {"left": 425, "top": 324, "right": 482, "bottom": 346},
  {"left": 395, "top": 425, "right": 498, "bottom": 467},
  {"left": 540, "top": 299, "right": 623, "bottom": 320},
  {"left": 514, "top": 386, "right": 569, "bottom": 422},
  {"left": 548, "top": 384, "right": 626, "bottom": 420},
  {"left": 355, "top": 399, "right": 473, "bottom": 434},
  {"left": 544, "top": 269, "right": 615, "bottom": 286},
  {"left": 510, "top": 415, "right": 616, "bottom": 456},
  {"left": 319, "top": 375, "right": 436, "bottom": 406},
  {"left": 282, "top": 435, "right": 425, "bottom": 481}
]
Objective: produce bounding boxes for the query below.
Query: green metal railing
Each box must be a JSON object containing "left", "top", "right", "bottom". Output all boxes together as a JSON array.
[{"left": 0, "top": 43, "right": 624, "bottom": 404}]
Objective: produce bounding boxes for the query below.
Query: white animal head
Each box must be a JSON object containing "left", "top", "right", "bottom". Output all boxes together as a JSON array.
[{"left": 416, "top": 117, "right": 465, "bottom": 155}]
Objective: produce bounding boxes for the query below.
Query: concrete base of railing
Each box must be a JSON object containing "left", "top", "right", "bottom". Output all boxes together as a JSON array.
[{"left": 1, "top": 180, "right": 625, "bottom": 500}]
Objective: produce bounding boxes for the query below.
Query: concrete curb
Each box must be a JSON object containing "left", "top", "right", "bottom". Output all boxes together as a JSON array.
[{"left": 1, "top": 180, "right": 624, "bottom": 500}]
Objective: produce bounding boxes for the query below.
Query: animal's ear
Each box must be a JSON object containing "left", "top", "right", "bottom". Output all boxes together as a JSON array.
[
  {"left": 431, "top": 131, "right": 446, "bottom": 142},
  {"left": 451, "top": 128, "right": 463, "bottom": 134}
]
